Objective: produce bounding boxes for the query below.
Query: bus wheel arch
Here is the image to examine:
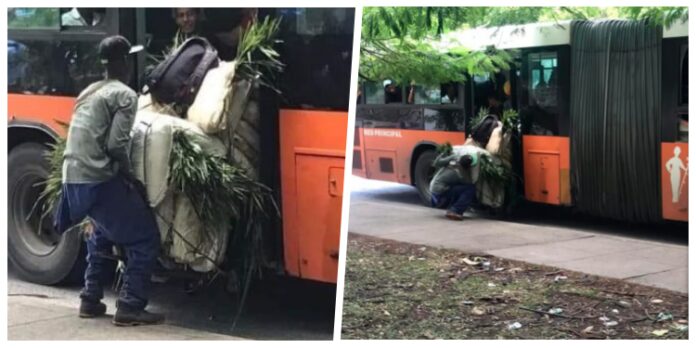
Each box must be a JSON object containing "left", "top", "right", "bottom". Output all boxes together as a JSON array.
[
  {"left": 411, "top": 143, "right": 438, "bottom": 206},
  {"left": 7, "top": 134, "right": 86, "bottom": 285}
]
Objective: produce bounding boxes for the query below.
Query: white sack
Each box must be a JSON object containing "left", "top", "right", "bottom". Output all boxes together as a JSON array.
[{"left": 187, "top": 61, "right": 236, "bottom": 134}]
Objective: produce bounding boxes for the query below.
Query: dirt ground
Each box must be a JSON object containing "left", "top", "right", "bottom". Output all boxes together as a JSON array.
[{"left": 341, "top": 234, "right": 688, "bottom": 339}]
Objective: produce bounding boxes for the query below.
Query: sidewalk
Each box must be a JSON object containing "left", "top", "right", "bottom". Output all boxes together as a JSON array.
[
  {"left": 349, "top": 199, "right": 688, "bottom": 293},
  {"left": 8, "top": 295, "right": 242, "bottom": 340}
]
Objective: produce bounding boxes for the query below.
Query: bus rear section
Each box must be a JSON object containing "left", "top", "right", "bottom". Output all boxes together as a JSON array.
[
  {"left": 353, "top": 19, "right": 688, "bottom": 224},
  {"left": 7, "top": 7, "right": 354, "bottom": 285}
]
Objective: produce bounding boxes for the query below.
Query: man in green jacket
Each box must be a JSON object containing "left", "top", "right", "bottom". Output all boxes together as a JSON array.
[
  {"left": 54, "top": 36, "right": 164, "bottom": 326},
  {"left": 429, "top": 150, "right": 479, "bottom": 221}
]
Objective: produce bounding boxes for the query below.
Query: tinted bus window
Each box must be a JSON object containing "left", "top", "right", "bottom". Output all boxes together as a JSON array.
[
  {"left": 681, "top": 48, "right": 688, "bottom": 105},
  {"left": 276, "top": 8, "right": 354, "bottom": 111},
  {"left": 8, "top": 8, "right": 60, "bottom": 29},
  {"left": 7, "top": 39, "right": 103, "bottom": 96},
  {"left": 528, "top": 52, "right": 558, "bottom": 108},
  {"left": 59, "top": 8, "right": 107, "bottom": 27},
  {"left": 363, "top": 81, "right": 385, "bottom": 104}
]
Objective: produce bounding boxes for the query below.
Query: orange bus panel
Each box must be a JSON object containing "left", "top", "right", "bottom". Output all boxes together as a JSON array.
[
  {"left": 8, "top": 94, "right": 75, "bottom": 136},
  {"left": 356, "top": 128, "right": 466, "bottom": 184},
  {"left": 279, "top": 109, "right": 347, "bottom": 283},
  {"left": 661, "top": 142, "right": 688, "bottom": 221},
  {"left": 522, "top": 135, "right": 571, "bottom": 205}
]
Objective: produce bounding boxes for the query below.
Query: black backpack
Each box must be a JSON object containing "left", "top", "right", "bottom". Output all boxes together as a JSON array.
[{"left": 145, "top": 37, "right": 219, "bottom": 107}]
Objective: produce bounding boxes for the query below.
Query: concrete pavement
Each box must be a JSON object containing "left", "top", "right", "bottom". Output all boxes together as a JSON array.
[
  {"left": 8, "top": 295, "right": 241, "bottom": 340},
  {"left": 348, "top": 177, "right": 688, "bottom": 293}
]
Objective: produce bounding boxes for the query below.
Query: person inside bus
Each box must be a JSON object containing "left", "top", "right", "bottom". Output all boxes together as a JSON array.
[
  {"left": 61, "top": 8, "right": 105, "bottom": 27},
  {"left": 205, "top": 8, "right": 257, "bottom": 61},
  {"left": 441, "top": 83, "right": 458, "bottom": 104},
  {"left": 429, "top": 151, "right": 479, "bottom": 221},
  {"left": 384, "top": 80, "right": 403, "bottom": 103},
  {"left": 173, "top": 8, "right": 203, "bottom": 41},
  {"left": 54, "top": 36, "right": 165, "bottom": 326},
  {"left": 487, "top": 93, "right": 504, "bottom": 117}
]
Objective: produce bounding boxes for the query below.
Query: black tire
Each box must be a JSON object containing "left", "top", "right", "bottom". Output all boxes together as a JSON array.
[
  {"left": 413, "top": 149, "right": 437, "bottom": 206},
  {"left": 8, "top": 142, "right": 85, "bottom": 285}
]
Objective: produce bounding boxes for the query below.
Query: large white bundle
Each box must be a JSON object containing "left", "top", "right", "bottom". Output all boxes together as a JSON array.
[
  {"left": 130, "top": 108, "right": 228, "bottom": 272},
  {"left": 187, "top": 61, "right": 237, "bottom": 134}
]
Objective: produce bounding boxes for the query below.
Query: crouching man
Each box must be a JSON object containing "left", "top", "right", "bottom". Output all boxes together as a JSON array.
[
  {"left": 429, "top": 150, "right": 480, "bottom": 221},
  {"left": 54, "top": 35, "right": 164, "bottom": 326}
]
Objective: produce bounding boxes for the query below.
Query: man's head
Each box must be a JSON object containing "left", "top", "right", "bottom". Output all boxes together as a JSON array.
[
  {"left": 174, "top": 8, "right": 200, "bottom": 35},
  {"left": 98, "top": 35, "right": 142, "bottom": 83},
  {"left": 674, "top": 146, "right": 682, "bottom": 156}
]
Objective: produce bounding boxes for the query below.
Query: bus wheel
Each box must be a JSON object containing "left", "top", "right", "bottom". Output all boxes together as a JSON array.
[
  {"left": 414, "top": 150, "right": 437, "bottom": 206},
  {"left": 8, "top": 143, "right": 85, "bottom": 285}
]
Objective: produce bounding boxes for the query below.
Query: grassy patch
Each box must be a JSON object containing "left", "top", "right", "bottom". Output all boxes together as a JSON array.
[{"left": 341, "top": 234, "right": 688, "bottom": 340}]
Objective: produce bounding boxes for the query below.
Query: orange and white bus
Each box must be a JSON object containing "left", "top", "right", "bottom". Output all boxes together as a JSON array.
[
  {"left": 353, "top": 19, "right": 688, "bottom": 224},
  {"left": 7, "top": 8, "right": 353, "bottom": 285}
]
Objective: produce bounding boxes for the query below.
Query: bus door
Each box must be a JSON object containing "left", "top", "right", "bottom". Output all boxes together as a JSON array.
[
  {"left": 517, "top": 46, "right": 571, "bottom": 206},
  {"left": 271, "top": 8, "right": 354, "bottom": 283},
  {"left": 660, "top": 37, "right": 688, "bottom": 221}
]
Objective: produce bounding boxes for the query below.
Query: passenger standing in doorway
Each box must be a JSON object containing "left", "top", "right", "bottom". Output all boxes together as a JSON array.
[
  {"left": 173, "top": 8, "right": 202, "bottom": 43},
  {"left": 54, "top": 36, "right": 164, "bottom": 326}
]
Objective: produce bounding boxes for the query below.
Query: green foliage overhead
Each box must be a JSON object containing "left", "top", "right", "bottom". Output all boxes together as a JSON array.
[{"left": 361, "top": 6, "right": 688, "bottom": 85}]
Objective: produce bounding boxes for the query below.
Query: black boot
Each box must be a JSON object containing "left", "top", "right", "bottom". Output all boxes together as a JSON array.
[
  {"left": 79, "top": 300, "right": 107, "bottom": 318},
  {"left": 113, "top": 306, "right": 165, "bottom": 326}
]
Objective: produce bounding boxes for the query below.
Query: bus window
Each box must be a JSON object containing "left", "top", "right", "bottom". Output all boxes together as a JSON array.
[
  {"left": 681, "top": 48, "right": 688, "bottom": 105},
  {"left": 383, "top": 80, "right": 403, "bottom": 104},
  {"left": 60, "top": 8, "right": 106, "bottom": 27},
  {"left": 8, "top": 8, "right": 60, "bottom": 29},
  {"left": 276, "top": 8, "right": 354, "bottom": 110},
  {"left": 7, "top": 39, "right": 103, "bottom": 96},
  {"left": 363, "top": 79, "right": 403, "bottom": 104},
  {"left": 411, "top": 85, "right": 441, "bottom": 104},
  {"left": 363, "top": 81, "right": 385, "bottom": 104},
  {"left": 424, "top": 108, "right": 465, "bottom": 131},
  {"left": 528, "top": 52, "right": 558, "bottom": 108}
]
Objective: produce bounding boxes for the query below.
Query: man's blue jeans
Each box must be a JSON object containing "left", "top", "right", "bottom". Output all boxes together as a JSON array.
[
  {"left": 431, "top": 183, "right": 477, "bottom": 215},
  {"left": 55, "top": 175, "right": 159, "bottom": 310}
]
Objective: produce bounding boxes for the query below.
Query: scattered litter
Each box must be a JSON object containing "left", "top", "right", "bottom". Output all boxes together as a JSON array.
[
  {"left": 462, "top": 300, "right": 474, "bottom": 305},
  {"left": 462, "top": 257, "right": 480, "bottom": 266},
  {"left": 651, "top": 329, "right": 669, "bottom": 337},
  {"left": 617, "top": 300, "right": 631, "bottom": 308},
  {"left": 471, "top": 307, "right": 486, "bottom": 316},
  {"left": 656, "top": 312, "right": 673, "bottom": 322},
  {"left": 417, "top": 257, "right": 426, "bottom": 261},
  {"left": 650, "top": 299, "right": 664, "bottom": 304},
  {"left": 507, "top": 267, "right": 524, "bottom": 273},
  {"left": 611, "top": 309, "right": 620, "bottom": 314},
  {"left": 383, "top": 310, "right": 391, "bottom": 316},
  {"left": 408, "top": 255, "right": 415, "bottom": 261},
  {"left": 419, "top": 247, "right": 426, "bottom": 252},
  {"left": 554, "top": 275, "right": 568, "bottom": 282},
  {"left": 582, "top": 326, "right": 594, "bottom": 333},
  {"left": 494, "top": 267, "right": 505, "bottom": 272},
  {"left": 548, "top": 308, "right": 564, "bottom": 315},
  {"left": 672, "top": 324, "right": 688, "bottom": 332},
  {"left": 599, "top": 316, "right": 610, "bottom": 322},
  {"left": 677, "top": 319, "right": 688, "bottom": 324},
  {"left": 482, "top": 261, "right": 491, "bottom": 269},
  {"left": 604, "top": 321, "right": 619, "bottom": 327},
  {"left": 487, "top": 282, "right": 496, "bottom": 288},
  {"left": 508, "top": 322, "right": 522, "bottom": 330}
]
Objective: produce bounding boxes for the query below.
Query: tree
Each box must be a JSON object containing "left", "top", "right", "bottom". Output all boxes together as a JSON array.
[{"left": 360, "top": 7, "right": 688, "bottom": 85}]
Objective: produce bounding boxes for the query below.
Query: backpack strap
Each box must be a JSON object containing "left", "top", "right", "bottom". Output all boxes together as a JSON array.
[{"left": 179, "top": 43, "right": 219, "bottom": 105}]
